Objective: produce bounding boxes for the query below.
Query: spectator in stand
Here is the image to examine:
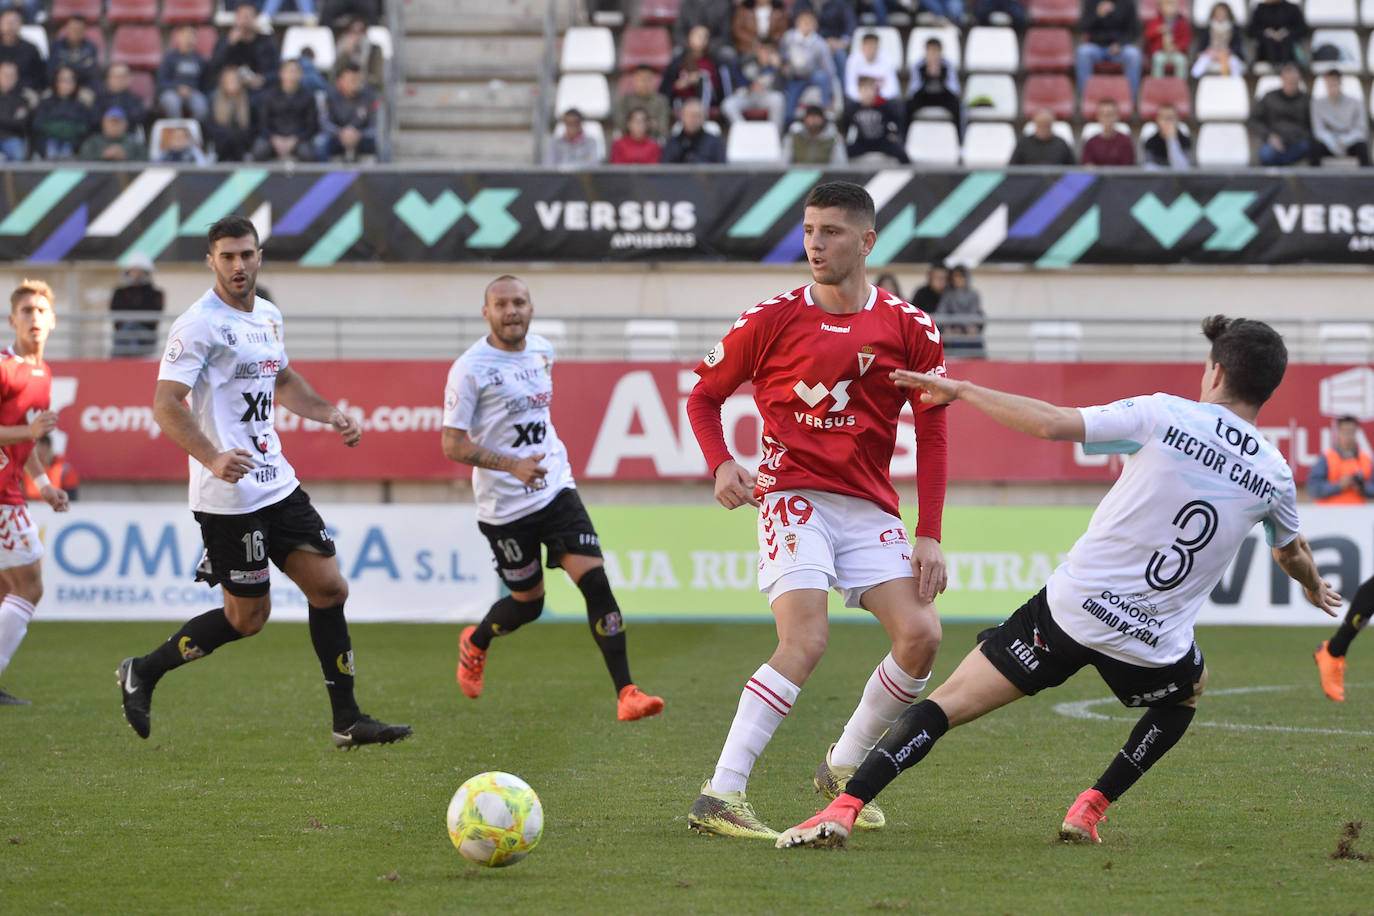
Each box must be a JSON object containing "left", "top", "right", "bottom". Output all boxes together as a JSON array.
[
  {"left": 97, "top": 64, "right": 148, "bottom": 126},
  {"left": 974, "top": 0, "right": 1027, "bottom": 31},
  {"left": 32, "top": 65, "right": 93, "bottom": 159},
  {"left": 1191, "top": 1, "right": 1245, "bottom": 76},
  {"left": 1082, "top": 98, "right": 1134, "bottom": 165},
  {"left": 0, "top": 9, "right": 43, "bottom": 92},
  {"left": 660, "top": 96, "right": 725, "bottom": 162},
  {"left": 874, "top": 272, "right": 902, "bottom": 299},
  {"left": 252, "top": 58, "right": 317, "bottom": 161},
  {"left": 156, "top": 122, "right": 208, "bottom": 164},
  {"left": 315, "top": 63, "right": 378, "bottom": 162},
  {"left": 23, "top": 436, "right": 79, "bottom": 503},
  {"left": 0, "top": 60, "right": 30, "bottom": 160},
  {"left": 1249, "top": 62, "right": 1317, "bottom": 165},
  {"left": 0, "top": 0, "right": 44, "bottom": 24},
  {"left": 912, "top": 263, "right": 948, "bottom": 315},
  {"left": 661, "top": 24, "right": 729, "bottom": 109},
  {"left": 722, "top": 39, "right": 785, "bottom": 132},
  {"left": 614, "top": 65, "right": 671, "bottom": 141},
  {"left": 1076, "top": 0, "right": 1142, "bottom": 101},
  {"left": 109, "top": 252, "right": 164, "bottom": 358},
  {"left": 906, "top": 37, "right": 962, "bottom": 138},
  {"left": 782, "top": 102, "right": 847, "bottom": 163},
  {"left": 78, "top": 107, "right": 146, "bottom": 161},
  {"left": 1312, "top": 71, "right": 1370, "bottom": 166},
  {"left": 1248, "top": 0, "right": 1307, "bottom": 72},
  {"left": 844, "top": 31, "right": 899, "bottom": 105},
  {"left": 320, "top": 0, "right": 382, "bottom": 27},
  {"left": 333, "top": 17, "right": 384, "bottom": 89},
  {"left": 258, "top": 0, "right": 317, "bottom": 19},
  {"left": 49, "top": 15, "right": 100, "bottom": 91},
  {"left": 805, "top": 0, "right": 856, "bottom": 76},
  {"left": 1143, "top": 102, "right": 1192, "bottom": 167},
  {"left": 1310, "top": 416, "right": 1374, "bottom": 503},
  {"left": 610, "top": 107, "right": 662, "bottom": 164},
  {"left": 296, "top": 46, "right": 330, "bottom": 94},
  {"left": 210, "top": 2, "right": 281, "bottom": 95},
  {"left": 674, "top": 0, "right": 736, "bottom": 62},
  {"left": 1144, "top": 0, "right": 1191, "bottom": 77},
  {"left": 733, "top": 0, "right": 788, "bottom": 57},
  {"left": 1010, "top": 106, "right": 1076, "bottom": 164},
  {"left": 920, "top": 0, "right": 966, "bottom": 26},
  {"left": 208, "top": 66, "right": 255, "bottom": 160},
  {"left": 842, "top": 74, "right": 908, "bottom": 162},
  {"left": 938, "top": 265, "right": 985, "bottom": 340},
  {"left": 856, "top": 0, "right": 890, "bottom": 26},
  {"left": 780, "top": 9, "right": 837, "bottom": 123},
  {"left": 159, "top": 26, "right": 211, "bottom": 122},
  {"left": 551, "top": 107, "right": 601, "bottom": 165}
]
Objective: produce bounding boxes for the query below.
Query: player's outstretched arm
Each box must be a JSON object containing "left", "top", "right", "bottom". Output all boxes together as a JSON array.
[
  {"left": 0, "top": 409, "right": 57, "bottom": 447},
  {"left": 440, "top": 427, "right": 546, "bottom": 488},
  {"left": 274, "top": 366, "right": 360, "bottom": 446},
  {"left": 153, "top": 379, "right": 254, "bottom": 483},
  {"left": 24, "top": 449, "right": 68, "bottom": 512},
  {"left": 890, "top": 370, "right": 1086, "bottom": 442},
  {"left": 1272, "top": 534, "right": 1343, "bottom": 616}
]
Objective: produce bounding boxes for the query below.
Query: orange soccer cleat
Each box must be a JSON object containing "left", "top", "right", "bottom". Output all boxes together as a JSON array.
[
  {"left": 1314, "top": 641, "right": 1347, "bottom": 703},
  {"left": 1059, "top": 788, "right": 1111, "bottom": 844},
  {"left": 457, "top": 625, "right": 486, "bottom": 699},
  {"left": 616, "top": 684, "right": 664, "bottom": 721},
  {"left": 775, "top": 793, "right": 864, "bottom": 849}
]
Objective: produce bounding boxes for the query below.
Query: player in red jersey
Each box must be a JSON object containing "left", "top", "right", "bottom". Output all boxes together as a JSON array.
[
  {"left": 684, "top": 181, "right": 949, "bottom": 838},
  {"left": 0, "top": 280, "right": 71, "bottom": 706}
]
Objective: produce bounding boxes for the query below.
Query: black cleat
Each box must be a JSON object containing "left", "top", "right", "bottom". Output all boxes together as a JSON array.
[
  {"left": 0, "top": 687, "right": 31, "bottom": 706},
  {"left": 331, "top": 714, "right": 413, "bottom": 750},
  {"left": 117, "top": 657, "right": 153, "bottom": 739}
]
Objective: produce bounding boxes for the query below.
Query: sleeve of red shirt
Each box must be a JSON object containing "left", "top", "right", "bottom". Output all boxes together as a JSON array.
[
  {"left": 686, "top": 383, "right": 733, "bottom": 476},
  {"left": 689, "top": 307, "right": 764, "bottom": 476},
  {"left": 913, "top": 404, "right": 948, "bottom": 542}
]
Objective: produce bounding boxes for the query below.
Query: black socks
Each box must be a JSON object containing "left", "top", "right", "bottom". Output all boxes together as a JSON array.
[
  {"left": 470, "top": 594, "right": 545, "bottom": 651},
  {"left": 846, "top": 699, "right": 951, "bottom": 803},
  {"left": 577, "top": 567, "right": 632, "bottom": 693},
  {"left": 1092, "top": 704, "right": 1196, "bottom": 802},
  {"left": 1328, "top": 576, "right": 1373, "bottom": 657},
  {"left": 136, "top": 608, "right": 243, "bottom": 686},
  {"left": 309, "top": 603, "right": 361, "bottom": 731}
]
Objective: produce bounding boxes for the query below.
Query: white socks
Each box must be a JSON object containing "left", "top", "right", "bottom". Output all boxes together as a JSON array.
[
  {"left": 0, "top": 594, "right": 36, "bottom": 679},
  {"left": 711, "top": 664, "right": 800, "bottom": 795},
  {"left": 830, "top": 652, "right": 929, "bottom": 769}
]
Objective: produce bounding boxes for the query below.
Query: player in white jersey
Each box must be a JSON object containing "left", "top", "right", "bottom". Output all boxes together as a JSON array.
[
  {"left": 442, "top": 275, "right": 663, "bottom": 722},
  {"left": 116, "top": 215, "right": 411, "bottom": 749},
  {"left": 779, "top": 315, "right": 1343, "bottom": 849}
]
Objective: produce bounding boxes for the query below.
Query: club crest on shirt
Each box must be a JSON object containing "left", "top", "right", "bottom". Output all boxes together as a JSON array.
[
  {"left": 165, "top": 338, "right": 183, "bottom": 362},
  {"left": 220, "top": 325, "right": 238, "bottom": 347},
  {"left": 857, "top": 346, "right": 876, "bottom": 376},
  {"left": 784, "top": 531, "right": 798, "bottom": 559}
]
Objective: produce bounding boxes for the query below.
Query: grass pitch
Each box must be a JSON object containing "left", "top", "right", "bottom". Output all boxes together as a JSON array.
[{"left": 2, "top": 620, "right": 1371, "bottom": 915}]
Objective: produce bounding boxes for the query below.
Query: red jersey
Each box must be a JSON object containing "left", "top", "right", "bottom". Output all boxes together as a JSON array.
[
  {"left": 0, "top": 347, "right": 51, "bottom": 506},
  {"left": 692, "top": 283, "right": 947, "bottom": 526}
]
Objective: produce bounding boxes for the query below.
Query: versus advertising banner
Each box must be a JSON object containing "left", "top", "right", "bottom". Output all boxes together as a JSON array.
[
  {"left": 32, "top": 502, "right": 1372, "bottom": 624},
  {"left": 5, "top": 167, "right": 1374, "bottom": 266},
  {"left": 49, "top": 359, "right": 1374, "bottom": 484}
]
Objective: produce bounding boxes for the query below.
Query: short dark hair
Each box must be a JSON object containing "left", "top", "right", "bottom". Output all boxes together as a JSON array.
[
  {"left": 1337, "top": 415, "right": 1360, "bottom": 426},
  {"left": 1202, "top": 315, "right": 1287, "bottom": 407},
  {"left": 804, "top": 181, "right": 875, "bottom": 229},
  {"left": 862, "top": 32, "right": 878, "bottom": 41},
  {"left": 207, "top": 215, "right": 260, "bottom": 251},
  {"left": 338, "top": 62, "right": 362, "bottom": 75},
  {"left": 925, "top": 37, "right": 942, "bottom": 49}
]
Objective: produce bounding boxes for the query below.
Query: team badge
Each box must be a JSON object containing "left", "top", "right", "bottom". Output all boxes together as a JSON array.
[
  {"left": 784, "top": 532, "right": 798, "bottom": 559},
  {"left": 857, "top": 346, "right": 876, "bottom": 376},
  {"left": 177, "top": 636, "right": 204, "bottom": 661},
  {"left": 165, "top": 338, "right": 184, "bottom": 362},
  {"left": 445, "top": 387, "right": 458, "bottom": 411},
  {"left": 220, "top": 325, "right": 238, "bottom": 347},
  {"left": 704, "top": 341, "right": 725, "bottom": 367}
]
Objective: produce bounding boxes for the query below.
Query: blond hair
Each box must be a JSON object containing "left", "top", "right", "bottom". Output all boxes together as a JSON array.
[{"left": 11, "top": 278, "right": 54, "bottom": 313}]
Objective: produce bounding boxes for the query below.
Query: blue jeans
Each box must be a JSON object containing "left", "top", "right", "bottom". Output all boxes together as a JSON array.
[
  {"left": 258, "top": 0, "right": 316, "bottom": 14},
  {"left": 314, "top": 131, "right": 377, "bottom": 161},
  {"left": 0, "top": 136, "right": 24, "bottom": 160},
  {"left": 1259, "top": 138, "right": 1313, "bottom": 166},
  {"left": 159, "top": 88, "right": 210, "bottom": 121},
  {"left": 43, "top": 138, "right": 76, "bottom": 160},
  {"left": 920, "top": 0, "right": 965, "bottom": 22},
  {"left": 858, "top": 0, "right": 889, "bottom": 24},
  {"left": 1076, "top": 42, "right": 1142, "bottom": 98},
  {"left": 783, "top": 71, "right": 834, "bottom": 122}
]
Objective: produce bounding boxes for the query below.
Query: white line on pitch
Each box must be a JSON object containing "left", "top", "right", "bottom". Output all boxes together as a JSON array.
[{"left": 1051, "top": 684, "right": 1374, "bottom": 736}]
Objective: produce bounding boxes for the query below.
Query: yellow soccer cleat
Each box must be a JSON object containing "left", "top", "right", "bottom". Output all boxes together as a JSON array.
[
  {"left": 814, "top": 744, "right": 886, "bottom": 830},
  {"left": 687, "top": 780, "right": 780, "bottom": 840}
]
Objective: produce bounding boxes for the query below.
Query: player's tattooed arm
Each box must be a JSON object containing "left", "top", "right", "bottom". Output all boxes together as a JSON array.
[
  {"left": 442, "top": 427, "right": 547, "bottom": 487},
  {"left": 1273, "top": 534, "right": 1343, "bottom": 615}
]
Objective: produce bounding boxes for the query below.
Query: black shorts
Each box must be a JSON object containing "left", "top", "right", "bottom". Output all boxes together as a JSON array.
[
  {"left": 477, "top": 488, "right": 602, "bottom": 591},
  {"left": 978, "top": 588, "right": 1205, "bottom": 708},
  {"left": 193, "top": 487, "right": 336, "bottom": 598}
]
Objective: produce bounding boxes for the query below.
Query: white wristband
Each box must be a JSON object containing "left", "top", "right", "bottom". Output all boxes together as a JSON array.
[{"left": 33, "top": 473, "right": 52, "bottom": 491}]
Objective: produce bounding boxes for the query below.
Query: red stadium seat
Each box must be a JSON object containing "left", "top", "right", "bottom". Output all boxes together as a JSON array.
[
  {"left": 128, "top": 68, "right": 155, "bottom": 105},
  {"left": 1022, "top": 28, "right": 1073, "bottom": 71},
  {"left": 1021, "top": 73, "right": 1075, "bottom": 120},
  {"left": 1138, "top": 76, "right": 1191, "bottom": 120},
  {"left": 108, "top": 0, "right": 158, "bottom": 23},
  {"left": 619, "top": 26, "right": 671, "bottom": 71},
  {"left": 1080, "top": 74, "right": 1134, "bottom": 118},
  {"left": 638, "top": 0, "right": 680, "bottom": 26},
  {"left": 111, "top": 26, "right": 165, "bottom": 70},
  {"left": 161, "top": 0, "right": 215, "bottom": 25},
  {"left": 1028, "top": 0, "right": 1079, "bottom": 26},
  {"left": 194, "top": 25, "right": 217, "bottom": 58},
  {"left": 51, "top": 0, "right": 104, "bottom": 24}
]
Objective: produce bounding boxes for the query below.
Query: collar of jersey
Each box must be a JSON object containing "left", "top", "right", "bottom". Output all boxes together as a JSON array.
[{"left": 803, "top": 283, "right": 877, "bottom": 312}]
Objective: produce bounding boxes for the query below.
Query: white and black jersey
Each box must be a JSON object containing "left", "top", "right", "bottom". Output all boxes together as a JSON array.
[
  {"left": 158, "top": 289, "right": 298, "bottom": 515},
  {"left": 443, "top": 334, "right": 574, "bottom": 525}
]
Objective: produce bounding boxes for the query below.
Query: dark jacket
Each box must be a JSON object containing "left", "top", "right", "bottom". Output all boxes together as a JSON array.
[
  {"left": 32, "top": 93, "right": 94, "bottom": 145},
  {"left": 0, "top": 38, "right": 46, "bottom": 91},
  {"left": 1142, "top": 129, "right": 1192, "bottom": 166},
  {"left": 1247, "top": 1, "right": 1307, "bottom": 62},
  {"left": 842, "top": 98, "right": 902, "bottom": 143},
  {"left": 660, "top": 51, "right": 730, "bottom": 107},
  {"left": 805, "top": 0, "right": 857, "bottom": 41},
  {"left": 209, "top": 33, "right": 280, "bottom": 85},
  {"left": 1079, "top": 0, "right": 1139, "bottom": 46},
  {"left": 257, "top": 85, "right": 318, "bottom": 140},
  {"left": 158, "top": 49, "right": 209, "bottom": 93},
  {"left": 95, "top": 89, "right": 147, "bottom": 125},
  {"left": 48, "top": 38, "right": 100, "bottom": 88},
  {"left": 660, "top": 127, "right": 726, "bottom": 163},
  {"left": 673, "top": 0, "right": 735, "bottom": 55},
  {"left": 1248, "top": 87, "right": 1312, "bottom": 144},
  {"left": 0, "top": 86, "right": 32, "bottom": 141},
  {"left": 1010, "top": 133, "right": 1076, "bottom": 164},
  {"left": 319, "top": 84, "right": 378, "bottom": 136}
]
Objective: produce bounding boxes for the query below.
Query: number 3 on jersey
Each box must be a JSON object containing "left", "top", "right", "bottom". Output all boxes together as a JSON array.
[{"left": 1145, "top": 500, "right": 1218, "bottom": 591}]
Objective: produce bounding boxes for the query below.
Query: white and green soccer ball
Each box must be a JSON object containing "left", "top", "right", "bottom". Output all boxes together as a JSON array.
[{"left": 447, "top": 771, "right": 544, "bottom": 867}]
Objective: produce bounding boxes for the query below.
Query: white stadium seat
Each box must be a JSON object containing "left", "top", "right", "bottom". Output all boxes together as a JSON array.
[
  {"left": 554, "top": 73, "right": 611, "bottom": 119},
  {"left": 1313, "top": 73, "right": 1365, "bottom": 107},
  {"left": 1305, "top": 0, "right": 1359, "bottom": 27},
  {"left": 552, "top": 117, "right": 605, "bottom": 161},
  {"left": 281, "top": 25, "right": 335, "bottom": 71},
  {"left": 1319, "top": 323, "right": 1374, "bottom": 363},
  {"left": 851, "top": 26, "right": 903, "bottom": 68},
  {"left": 726, "top": 121, "right": 783, "bottom": 163},
  {"left": 149, "top": 118, "right": 205, "bottom": 159},
  {"left": 1251, "top": 74, "right": 1282, "bottom": 102},
  {"left": 1364, "top": 0, "right": 1374, "bottom": 26},
  {"left": 367, "top": 25, "right": 394, "bottom": 61},
  {"left": 905, "top": 120, "right": 960, "bottom": 165},
  {"left": 961, "top": 121, "right": 1017, "bottom": 166},
  {"left": 1194, "top": 122, "right": 1251, "bottom": 166},
  {"left": 907, "top": 24, "right": 962, "bottom": 71},
  {"left": 529, "top": 319, "right": 569, "bottom": 353},
  {"left": 560, "top": 26, "right": 616, "bottom": 73},
  {"left": 1311, "top": 28, "right": 1362, "bottom": 72},
  {"left": 1030, "top": 321, "right": 1083, "bottom": 361},
  {"left": 1194, "top": 75, "right": 1249, "bottom": 120},
  {"left": 964, "top": 26, "right": 1019, "bottom": 72},
  {"left": 963, "top": 74, "right": 1018, "bottom": 120},
  {"left": 19, "top": 24, "right": 47, "bottom": 59},
  {"left": 1022, "top": 119, "right": 1076, "bottom": 146},
  {"left": 624, "top": 319, "right": 680, "bottom": 361}
]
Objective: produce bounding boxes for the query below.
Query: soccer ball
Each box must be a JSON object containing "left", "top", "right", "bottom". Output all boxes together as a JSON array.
[{"left": 447, "top": 771, "right": 544, "bottom": 867}]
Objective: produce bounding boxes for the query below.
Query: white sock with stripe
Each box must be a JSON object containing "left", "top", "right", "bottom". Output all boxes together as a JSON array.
[
  {"left": 711, "top": 664, "right": 800, "bottom": 794},
  {"left": 830, "top": 652, "right": 930, "bottom": 769},
  {"left": 0, "top": 595, "right": 36, "bottom": 679}
]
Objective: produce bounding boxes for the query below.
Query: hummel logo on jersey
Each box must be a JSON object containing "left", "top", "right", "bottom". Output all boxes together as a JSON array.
[
  {"left": 820, "top": 323, "right": 850, "bottom": 334},
  {"left": 241, "top": 391, "right": 273, "bottom": 422},
  {"left": 794, "top": 379, "right": 851, "bottom": 412},
  {"left": 513, "top": 420, "right": 547, "bottom": 447}
]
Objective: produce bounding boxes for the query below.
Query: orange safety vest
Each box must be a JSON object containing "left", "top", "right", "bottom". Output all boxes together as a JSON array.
[
  {"left": 1315, "top": 448, "right": 1373, "bottom": 505},
  {"left": 23, "top": 458, "right": 77, "bottom": 500}
]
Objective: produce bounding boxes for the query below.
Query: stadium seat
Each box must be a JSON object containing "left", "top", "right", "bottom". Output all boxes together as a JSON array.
[
  {"left": 619, "top": 26, "right": 671, "bottom": 71},
  {"left": 1194, "top": 75, "right": 1248, "bottom": 120},
  {"left": 1305, "top": 0, "right": 1359, "bottom": 26},
  {"left": 128, "top": 68, "right": 155, "bottom": 105},
  {"left": 50, "top": 0, "right": 104, "bottom": 24},
  {"left": 1029, "top": 0, "right": 1079, "bottom": 25},
  {"left": 19, "top": 24, "right": 47, "bottom": 59},
  {"left": 961, "top": 121, "right": 1017, "bottom": 167},
  {"left": 529, "top": 319, "right": 569, "bottom": 353},
  {"left": 638, "top": 0, "right": 680, "bottom": 26},
  {"left": 108, "top": 0, "right": 157, "bottom": 23},
  {"left": 1192, "top": 0, "right": 1244, "bottom": 26},
  {"left": 1194, "top": 122, "right": 1250, "bottom": 166},
  {"left": 111, "top": 26, "right": 163, "bottom": 71},
  {"left": 1021, "top": 118, "right": 1076, "bottom": 146},
  {"left": 160, "top": 0, "right": 214, "bottom": 25},
  {"left": 907, "top": 25, "right": 962, "bottom": 70},
  {"left": 149, "top": 118, "right": 204, "bottom": 158},
  {"left": 367, "top": 25, "right": 393, "bottom": 61},
  {"left": 1138, "top": 76, "right": 1191, "bottom": 120},
  {"left": 1022, "top": 28, "right": 1073, "bottom": 71},
  {"left": 1251, "top": 73, "right": 1282, "bottom": 102},
  {"left": 552, "top": 118, "right": 606, "bottom": 160},
  {"left": 852, "top": 26, "right": 903, "bottom": 68},
  {"left": 1079, "top": 74, "right": 1133, "bottom": 119},
  {"left": 964, "top": 26, "right": 1019, "bottom": 72},
  {"left": 1318, "top": 323, "right": 1374, "bottom": 363},
  {"left": 281, "top": 25, "right": 336, "bottom": 71},
  {"left": 624, "top": 320, "right": 679, "bottom": 361},
  {"left": 194, "top": 25, "right": 217, "bottom": 58},
  {"left": 1364, "top": 0, "right": 1374, "bottom": 27},
  {"left": 1022, "top": 73, "right": 1075, "bottom": 120},
  {"left": 726, "top": 121, "right": 783, "bottom": 163},
  {"left": 905, "top": 120, "right": 960, "bottom": 165},
  {"left": 1030, "top": 322, "right": 1083, "bottom": 361},
  {"left": 964, "top": 74, "right": 1017, "bottom": 120},
  {"left": 1137, "top": 0, "right": 1161, "bottom": 19},
  {"left": 1310, "top": 28, "right": 1362, "bottom": 72},
  {"left": 554, "top": 73, "right": 612, "bottom": 119},
  {"left": 560, "top": 26, "right": 616, "bottom": 73}
]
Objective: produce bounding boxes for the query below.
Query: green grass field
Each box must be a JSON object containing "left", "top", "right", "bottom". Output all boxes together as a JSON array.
[{"left": 2, "top": 620, "right": 1371, "bottom": 914}]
